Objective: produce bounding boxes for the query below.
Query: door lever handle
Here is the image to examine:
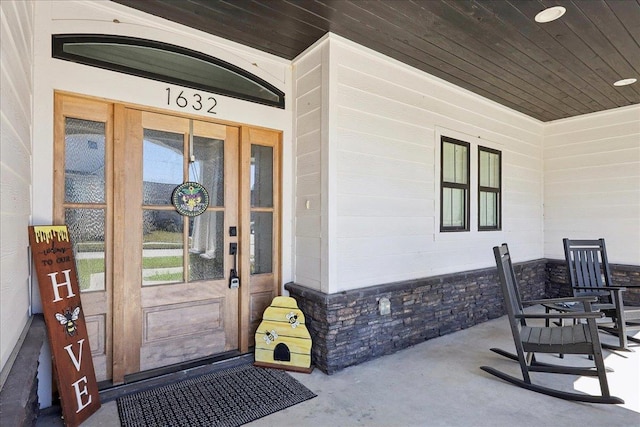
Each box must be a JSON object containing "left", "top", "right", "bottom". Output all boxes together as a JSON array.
[{"left": 229, "top": 243, "right": 240, "bottom": 288}]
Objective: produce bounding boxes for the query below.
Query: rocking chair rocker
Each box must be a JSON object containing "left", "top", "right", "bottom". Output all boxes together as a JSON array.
[{"left": 480, "top": 244, "right": 624, "bottom": 404}]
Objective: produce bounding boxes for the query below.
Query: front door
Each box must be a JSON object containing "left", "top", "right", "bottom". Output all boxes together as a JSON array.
[
  {"left": 54, "top": 94, "right": 279, "bottom": 384},
  {"left": 114, "top": 109, "right": 239, "bottom": 379}
]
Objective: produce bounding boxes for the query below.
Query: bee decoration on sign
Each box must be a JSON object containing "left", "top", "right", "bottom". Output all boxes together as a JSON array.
[
  {"left": 286, "top": 312, "right": 299, "bottom": 328},
  {"left": 55, "top": 306, "right": 81, "bottom": 337},
  {"left": 264, "top": 330, "right": 278, "bottom": 345}
]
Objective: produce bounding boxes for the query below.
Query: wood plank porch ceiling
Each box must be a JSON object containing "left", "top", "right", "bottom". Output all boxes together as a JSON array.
[{"left": 112, "top": 0, "right": 640, "bottom": 122}]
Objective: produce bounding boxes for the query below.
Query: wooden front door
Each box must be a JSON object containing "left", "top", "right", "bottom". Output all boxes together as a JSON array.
[
  {"left": 113, "top": 109, "right": 240, "bottom": 380},
  {"left": 54, "top": 94, "right": 279, "bottom": 385}
]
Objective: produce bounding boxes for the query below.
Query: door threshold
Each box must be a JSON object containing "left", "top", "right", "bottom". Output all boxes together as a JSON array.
[{"left": 98, "top": 352, "right": 254, "bottom": 403}]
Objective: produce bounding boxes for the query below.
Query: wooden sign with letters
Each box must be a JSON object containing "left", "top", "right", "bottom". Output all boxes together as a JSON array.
[{"left": 29, "top": 226, "right": 100, "bottom": 426}]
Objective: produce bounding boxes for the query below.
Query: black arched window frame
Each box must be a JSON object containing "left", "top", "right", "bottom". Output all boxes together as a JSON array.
[{"left": 52, "top": 34, "right": 285, "bottom": 109}]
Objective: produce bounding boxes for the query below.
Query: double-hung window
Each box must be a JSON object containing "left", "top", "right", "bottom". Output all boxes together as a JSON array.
[
  {"left": 439, "top": 135, "right": 502, "bottom": 232},
  {"left": 440, "top": 137, "right": 470, "bottom": 231},
  {"left": 478, "top": 147, "right": 501, "bottom": 230}
]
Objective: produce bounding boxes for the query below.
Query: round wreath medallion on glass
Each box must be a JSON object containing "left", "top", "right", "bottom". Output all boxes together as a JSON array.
[{"left": 172, "top": 182, "right": 210, "bottom": 216}]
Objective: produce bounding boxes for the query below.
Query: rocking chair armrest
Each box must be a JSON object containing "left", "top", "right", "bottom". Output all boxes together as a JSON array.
[
  {"left": 572, "top": 285, "right": 626, "bottom": 292},
  {"left": 525, "top": 296, "right": 597, "bottom": 305},
  {"left": 514, "top": 311, "right": 605, "bottom": 320}
]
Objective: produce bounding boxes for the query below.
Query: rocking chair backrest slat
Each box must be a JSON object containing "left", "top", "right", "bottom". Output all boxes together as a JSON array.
[
  {"left": 574, "top": 248, "right": 602, "bottom": 288},
  {"left": 564, "top": 238, "right": 612, "bottom": 296}
]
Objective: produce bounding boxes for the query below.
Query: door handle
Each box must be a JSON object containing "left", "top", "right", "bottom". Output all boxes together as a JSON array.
[{"left": 229, "top": 243, "right": 240, "bottom": 288}]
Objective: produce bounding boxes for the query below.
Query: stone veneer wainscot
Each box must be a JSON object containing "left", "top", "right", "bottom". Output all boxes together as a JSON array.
[
  {"left": 287, "top": 259, "right": 639, "bottom": 374},
  {"left": 286, "top": 260, "right": 547, "bottom": 374}
]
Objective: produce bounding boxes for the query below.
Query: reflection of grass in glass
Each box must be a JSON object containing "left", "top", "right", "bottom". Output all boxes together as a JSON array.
[
  {"left": 73, "top": 232, "right": 183, "bottom": 289},
  {"left": 142, "top": 256, "right": 182, "bottom": 268},
  {"left": 145, "top": 272, "right": 182, "bottom": 282},
  {"left": 144, "top": 230, "right": 182, "bottom": 242},
  {"left": 76, "top": 242, "right": 105, "bottom": 252},
  {"left": 75, "top": 256, "right": 184, "bottom": 290},
  {"left": 76, "top": 258, "right": 104, "bottom": 290},
  {"left": 142, "top": 256, "right": 183, "bottom": 284},
  {"left": 143, "top": 231, "right": 182, "bottom": 249}
]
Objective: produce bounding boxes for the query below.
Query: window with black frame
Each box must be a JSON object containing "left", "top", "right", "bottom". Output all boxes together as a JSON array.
[
  {"left": 440, "top": 136, "right": 470, "bottom": 232},
  {"left": 52, "top": 34, "right": 285, "bottom": 108},
  {"left": 478, "top": 146, "right": 501, "bottom": 230}
]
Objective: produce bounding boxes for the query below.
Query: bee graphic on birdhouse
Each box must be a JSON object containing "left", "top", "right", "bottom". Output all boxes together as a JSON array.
[
  {"left": 254, "top": 296, "right": 313, "bottom": 372},
  {"left": 264, "top": 330, "right": 278, "bottom": 344},
  {"left": 286, "top": 312, "right": 299, "bottom": 328},
  {"left": 55, "top": 306, "right": 81, "bottom": 337}
]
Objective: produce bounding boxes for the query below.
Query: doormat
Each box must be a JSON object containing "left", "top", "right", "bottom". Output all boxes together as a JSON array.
[{"left": 116, "top": 363, "right": 317, "bottom": 427}]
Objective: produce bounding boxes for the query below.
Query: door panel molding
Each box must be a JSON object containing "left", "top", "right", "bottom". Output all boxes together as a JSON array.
[{"left": 142, "top": 299, "right": 223, "bottom": 343}]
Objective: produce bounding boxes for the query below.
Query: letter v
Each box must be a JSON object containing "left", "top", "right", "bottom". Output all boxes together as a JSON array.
[{"left": 63, "top": 339, "right": 85, "bottom": 372}]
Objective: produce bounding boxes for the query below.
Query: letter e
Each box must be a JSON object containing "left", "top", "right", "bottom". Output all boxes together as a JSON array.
[{"left": 71, "top": 376, "right": 92, "bottom": 413}]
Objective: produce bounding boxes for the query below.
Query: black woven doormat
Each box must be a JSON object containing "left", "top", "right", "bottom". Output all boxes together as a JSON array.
[{"left": 116, "top": 363, "right": 317, "bottom": 427}]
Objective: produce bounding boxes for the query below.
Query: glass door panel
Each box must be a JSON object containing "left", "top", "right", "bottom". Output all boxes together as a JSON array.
[
  {"left": 250, "top": 211, "right": 273, "bottom": 274},
  {"left": 64, "top": 118, "right": 106, "bottom": 203},
  {"left": 64, "top": 118, "right": 107, "bottom": 292},
  {"left": 65, "top": 208, "right": 106, "bottom": 292},
  {"left": 250, "top": 144, "right": 274, "bottom": 274},
  {"left": 250, "top": 145, "right": 273, "bottom": 207},
  {"left": 189, "top": 211, "right": 224, "bottom": 281},
  {"left": 142, "top": 128, "right": 185, "bottom": 286},
  {"left": 142, "top": 209, "right": 184, "bottom": 286},
  {"left": 191, "top": 136, "right": 224, "bottom": 205},
  {"left": 142, "top": 129, "right": 184, "bottom": 205},
  {"left": 188, "top": 135, "right": 225, "bottom": 281},
  {"left": 141, "top": 124, "right": 228, "bottom": 286}
]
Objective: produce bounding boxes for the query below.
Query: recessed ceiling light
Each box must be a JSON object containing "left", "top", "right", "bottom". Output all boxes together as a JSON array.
[
  {"left": 613, "top": 78, "right": 637, "bottom": 87},
  {"left": 535, "top": 6, "right": 566, "bottom": 23}
]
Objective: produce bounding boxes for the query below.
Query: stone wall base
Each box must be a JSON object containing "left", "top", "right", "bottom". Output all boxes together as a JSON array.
[
  {"left": 546, "top": 260, "right": 640, "bottom": 305},
  {"left": 287, "top": 259, "right": 639, "bottom": 374},
  {"left": 286, "top": 259, "right": 546, "bottom": 374}
]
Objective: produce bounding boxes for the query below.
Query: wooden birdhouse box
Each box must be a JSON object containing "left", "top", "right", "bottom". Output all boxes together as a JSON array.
[{"left": 254, "top": 296, "right": 313, "bottom": 373}]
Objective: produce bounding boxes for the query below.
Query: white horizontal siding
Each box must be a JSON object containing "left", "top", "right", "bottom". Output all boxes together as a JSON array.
[
  {"left": 326, "top": 36, "right": 544, "bottom": 292},
  {"left": 544, "top": 105, "right": 640, "bottom": 265},
  {"left": 338, "top": 216, "right": 434, "bottom": 238},
  {"left": 296, "top": 147, "right": 321, "bottom": 177},
  {"left": 545, "top": 163, "right": 639, "bottom": 183},
  {"left": 293, "top": 44, "right": 325, "bottom": 291},
  {"left": 339, "top": 173, "right": 432, "bottom": 199},
  {"left": 336, "top": 106, "right": 431, "bottom": 145},
  {"left": 0, "top": 0, "right": 33, "bottom": 377}
]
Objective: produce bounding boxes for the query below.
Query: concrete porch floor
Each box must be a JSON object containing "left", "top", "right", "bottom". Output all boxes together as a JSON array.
[{"left": 37, "top": 306, "right": 639, "bottom": 427}]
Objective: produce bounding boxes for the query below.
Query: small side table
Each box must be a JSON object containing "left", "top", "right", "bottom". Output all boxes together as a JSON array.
[{"left": 542, "top": 301, "right": 581, "bottom": 327}]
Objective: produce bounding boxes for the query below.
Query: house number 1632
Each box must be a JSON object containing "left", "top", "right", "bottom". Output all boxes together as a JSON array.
[{"left": 166, "top": 88, "right": 217, "bottom": 114}]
